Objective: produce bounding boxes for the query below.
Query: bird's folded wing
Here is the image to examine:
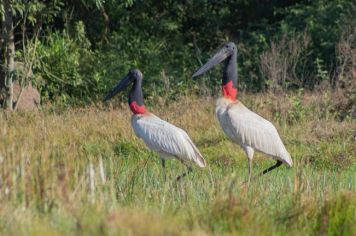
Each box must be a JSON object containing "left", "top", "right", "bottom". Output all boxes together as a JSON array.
[
  {"left": 132, "top": 115, "right": 206, "bottom": 167},
  {"left": 227, "top": 104, "right": 292, "bottom": 166}
]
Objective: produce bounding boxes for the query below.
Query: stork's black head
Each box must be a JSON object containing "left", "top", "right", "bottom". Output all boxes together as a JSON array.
[
  {"left": 103, "top": 68, "right": 146, "bottom": 114},
  {"left": 103, "top": 69, "right": 143, "bottom": 102},
  {"left": 192, "top": 42, "right": 238, "bottom": 100},
  {"left": 223, "top": 42, "right": 237, "bottom": 54},
  {"left": 130, "top": 69, "right": 143, "bottom": 81},
  {"left": 192, "top": 42, "right": 237, "bottom": 78}
]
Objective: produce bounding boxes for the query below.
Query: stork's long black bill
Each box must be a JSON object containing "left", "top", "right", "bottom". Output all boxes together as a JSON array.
[
  {"left": 103, "top": 75, "right": 131, "bottom": 101},
  {"left": 192, "top": 49, "right": 230, "bottom": 78}
]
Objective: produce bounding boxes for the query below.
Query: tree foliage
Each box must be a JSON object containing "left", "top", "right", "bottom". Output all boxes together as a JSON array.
[{"left": 1, "top": 0, "right": 355, "bottom": 106}]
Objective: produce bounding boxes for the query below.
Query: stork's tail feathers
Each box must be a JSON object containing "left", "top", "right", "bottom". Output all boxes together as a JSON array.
[
  {"left": 191, "top": 145, "right": 206, "bottom": 168},
  {"left": 282, "top": 152, "right": 293, "bottom": 167},
  {"left": 196, "top": 155, "right": 207, "bottom": 168},
  {"left": 186, "top": 137, "right": 206, "bottom": 168}
]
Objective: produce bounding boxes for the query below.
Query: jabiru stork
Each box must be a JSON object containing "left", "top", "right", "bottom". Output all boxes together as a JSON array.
[
  {"left": 104, "top": 69, "right": 206, "bottom": 181},
  {"left": 192, "top": 42, "right": 292, "bottom": 183}
]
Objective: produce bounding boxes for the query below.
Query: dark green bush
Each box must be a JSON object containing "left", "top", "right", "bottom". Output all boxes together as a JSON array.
[{"left": 11, "top": 0, "right": 355, "bottom": 106}]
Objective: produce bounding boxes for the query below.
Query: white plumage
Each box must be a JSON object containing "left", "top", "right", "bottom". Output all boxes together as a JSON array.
[
  {"left": 216, "top": 97, "right": 293, "bottom": 167},
  {"left": 191, "top": 42, "right": 292, "bottom": 183},
  {"left": 215, "top": 97, "right": 292, "bottom": 183},
  {"left": 132, "top": 113, "right": 206, "bottom": 168},
  {"left": 104, "top": 68, "right": 205, "bottom": 180}
]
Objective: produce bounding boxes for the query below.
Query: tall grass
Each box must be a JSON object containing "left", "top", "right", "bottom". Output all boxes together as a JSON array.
[{"left": 0, "top": 92, "right": 355, "bottom": 235}]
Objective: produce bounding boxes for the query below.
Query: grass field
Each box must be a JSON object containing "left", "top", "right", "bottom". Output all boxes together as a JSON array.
[{"left": 0, "top": 92, "right": 355, "bottom": 235}]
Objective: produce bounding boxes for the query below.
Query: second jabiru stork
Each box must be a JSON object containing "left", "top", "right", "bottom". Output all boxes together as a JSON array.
[
  {"left": 192, "top": 42, "right": 293, "bottom": 184},
  {"left": 104, "top": 69, "right": 206, "bottom": 181}
]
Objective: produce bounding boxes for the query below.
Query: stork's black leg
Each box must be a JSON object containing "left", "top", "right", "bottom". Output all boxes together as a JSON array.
[
  {"left": 255, "top": 160, "right": 283, "bottom": 178},
  {"left": 161, "top": 159, "right": 166, "bottom": 182},
  {"left": 241, "top": 160, "right": 283, "bottom": 186},
  {"left": 176, "top": 166, "right": 192, "bottom": 182}
]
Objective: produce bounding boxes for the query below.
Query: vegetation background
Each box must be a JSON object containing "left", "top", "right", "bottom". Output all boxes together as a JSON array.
[{"left": 0, "top": 0, "right": 355, "bottom": 235}]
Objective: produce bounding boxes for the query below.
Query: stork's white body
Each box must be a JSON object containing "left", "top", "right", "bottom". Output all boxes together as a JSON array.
[
  {"left": 132, "top": 113, "right": 206, "bottom": 168},
  {"left": 191, "top": 41, "right": 292, "bottom": 182},
  {"left": 216, "top": 97, "right": 293, "bottom": 167}
]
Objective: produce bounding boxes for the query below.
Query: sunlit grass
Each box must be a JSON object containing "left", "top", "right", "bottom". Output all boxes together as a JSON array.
[{"left": 0, "top": 93, "right": 355, "bottom": 235}]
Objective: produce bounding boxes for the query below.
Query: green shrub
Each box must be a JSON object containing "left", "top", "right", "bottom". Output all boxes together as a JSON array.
[{"left": 34, "top": 23, "right": 105, "bottom": 106}]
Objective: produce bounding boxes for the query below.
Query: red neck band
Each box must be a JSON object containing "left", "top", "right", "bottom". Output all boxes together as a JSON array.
[
  {"left": 222, "top": 80, "right": 237, "bottom": 101},
  {"left": 129, "top": 101, "right": 146, "bottom": 114}
]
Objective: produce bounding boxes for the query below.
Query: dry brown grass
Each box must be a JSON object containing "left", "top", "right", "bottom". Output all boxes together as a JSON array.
[
  {"left": 259, "top": 33, "right": 311, "bottom": 90},
  {"left": 0, "top": 92, "right": 355, "bottom": 235}
]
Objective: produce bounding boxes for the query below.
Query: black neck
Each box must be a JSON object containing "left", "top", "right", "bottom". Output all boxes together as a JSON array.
[
  {"left": 222, "top": 50, "right": 237, "bottom": 87},
  {"left": 128, "top": 79, "right": 144, "bottom": 105}
]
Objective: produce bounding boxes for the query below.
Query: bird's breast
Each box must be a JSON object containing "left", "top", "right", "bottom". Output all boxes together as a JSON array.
[
  {"left": 215, "top": 98, "right": 246, "bottom": 144},
  {"left": 216, "top": 97, "right": 236, "bottom": 116}
]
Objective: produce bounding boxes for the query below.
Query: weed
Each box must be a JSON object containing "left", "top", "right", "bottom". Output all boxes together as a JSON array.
[{"left": 0, "top": 93, "right": 354, "bottom": 235}]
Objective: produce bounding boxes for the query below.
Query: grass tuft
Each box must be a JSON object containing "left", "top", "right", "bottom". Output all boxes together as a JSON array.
[{"left": 0, "top": 92, "right": 355, "bottom": 235}]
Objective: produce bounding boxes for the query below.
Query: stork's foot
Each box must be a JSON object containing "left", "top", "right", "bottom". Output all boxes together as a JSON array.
[
  {"left": 240, "top": 178, "right": 252, "bottom": 187},
  {"left": 240, "top": 180, "right": 249, "bottom": 188},
  {"left": 175, "top": 167, "right": 192, "bottom": 182}
]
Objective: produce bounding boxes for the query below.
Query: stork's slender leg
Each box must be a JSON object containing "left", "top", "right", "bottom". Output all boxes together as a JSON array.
[
  {"left": 242, "top": 160, "right": 283, "bottom": 185},
  {"left": 255, "top": 160, "right": 283, "bottom": 178},
  {"left": 248, "top": 158, "right": 252, "bottom": 185},
  {"left": 161, "top": 159, "right": 166, "bottom": 182},
  {"left": 176, "top": 166, "right": 192, "bottom": 181},
  {"left": 243, "top": 145, "right": 254, "bottom": 185}
]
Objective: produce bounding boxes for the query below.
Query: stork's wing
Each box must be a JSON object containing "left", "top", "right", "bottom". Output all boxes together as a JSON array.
[
  {"left": 226, "top": 103, "right": 292, "bottom": 166},
  {"left": 132, "top": 114, "right": 206, "bottom": 167}
]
